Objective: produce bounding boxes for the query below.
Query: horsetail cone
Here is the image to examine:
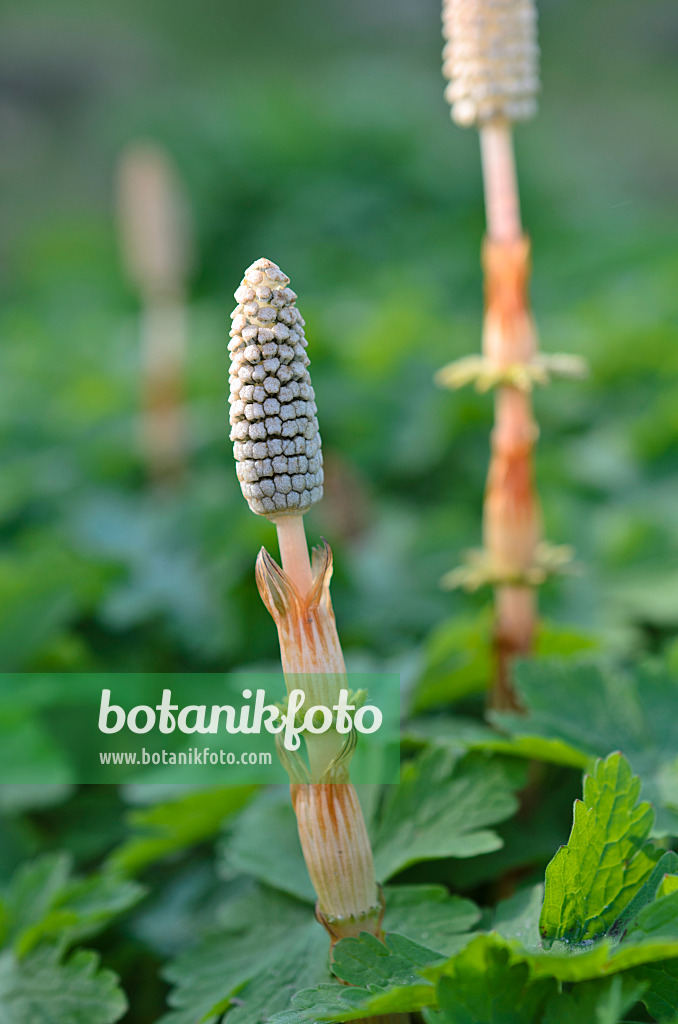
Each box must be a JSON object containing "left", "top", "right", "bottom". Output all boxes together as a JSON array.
[
  {"left": 229, "top": 259, "right": 323, "bottom": 517},
  {"left": 442, "top": 0, "right": 540, "bottom": 127}
]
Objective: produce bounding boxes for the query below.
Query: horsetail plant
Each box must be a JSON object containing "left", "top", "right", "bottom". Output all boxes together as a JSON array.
[
  {"left": 437, "top": 0, "right": 584, "bottom": 709},
  {"left": 228, "top": 258, "right": 385, "bottom": 950},
  {"left": 117, "top": 142, "right": 192, "bottom": 488}
]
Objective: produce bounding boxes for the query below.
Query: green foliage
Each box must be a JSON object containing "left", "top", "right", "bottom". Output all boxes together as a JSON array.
[
  {"left": 381, "top": 885, "right": 480, "bottom": 956},
  {"left": 273, "top": 755, "right": 678, "bottom": 1024},
  {"left": 0, "top": 853, "right": 144, "bottom": 957},
  {"left": 492, "top": 660, "right": 678, "bottom": 835},
  {"left": 162, "top": 882, "right": 479, "bottom": 1024},
  {"left": 0, "top": 947, "right": 127, "bottom": 1024},
  {"left": 632, "top": 960, "right": 678, "bottom": 1023},
  {"left": 412, "top": 614, "right": 599, "bottom": 711},
  {"left": 0, "top": 853, "right": 140, "bottom": 1023},
  {"left": 218, "top": 751, "right": 520, "bottom": 905},
  {"left": 540, "top": 976, "right": 648, "bottom": 1024},
  {"left": 540, "top": 753, "right": 659, "bottom": 945},
  {"left": 159, "top": 884, "right": 328, "bottom": 1024},
  {"left": 273, "top": 933, "right": 445, "bottom": 1024},
  {"left": 372, "top": 749, "right": 521, "bottom": 880},
  {"left": 425, "top": 938, "right": 556, "bottom": 1024},
  {"left": 613, "top": 851, "right": 678, "bottom": 937},
  {"left": 109, "top": 786, "right": 256, "bottom": 875}
]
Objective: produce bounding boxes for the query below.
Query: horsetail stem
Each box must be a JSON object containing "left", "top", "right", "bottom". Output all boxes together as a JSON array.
[
  {"left": 440, "top": 1, "right": 544, "bottom": 708},
  {"left": 228, "top": 258, "right": 382, "bottom": 950},
  {"left": 117, "top": 143, "right": 192, "bottom": 487}
]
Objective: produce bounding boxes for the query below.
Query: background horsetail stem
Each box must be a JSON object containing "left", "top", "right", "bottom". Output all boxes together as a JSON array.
[
  {"left": 228, "top": 258, "right": 386, "bottom": 956},
  {"left": 481, "top": 134, "right": 540, "bottom": 709},
  {"left": 117, "top": 142, "right": 192, "bottom": 488},
  {"left": 442, "top": 0, "right": 541, "bottom": 709},
  {"left": 480, "top": 123, "right": 522, "bottom": 244}
]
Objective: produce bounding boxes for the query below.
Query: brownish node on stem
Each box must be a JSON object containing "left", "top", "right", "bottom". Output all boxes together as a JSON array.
[
  {"left": 482, "top": 234, "right": 536, "bottom": 366},
  {"left": 482, "top": 236, "right": 540, "bottom": 710}
]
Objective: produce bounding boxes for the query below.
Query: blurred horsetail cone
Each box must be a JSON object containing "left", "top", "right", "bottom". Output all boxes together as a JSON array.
[
  {"left": 229, "top": 259, "right": 323, "bottom": 517},
  {"left": 442, "top": 0, "right": 540, "bottom": 127}
]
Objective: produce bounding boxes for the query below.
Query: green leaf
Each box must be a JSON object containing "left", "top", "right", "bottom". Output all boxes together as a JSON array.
[
  {"left": 659, "top": 876, "right": 678, "bottom": 898},
  {"left": 0, "top": 946, "right": 127, "bottom": 1024},
  {"left": 382, "top": 885, "right": 480, "bottom": 956},
  {"left": 424, "top": 935, "right": 556, "bottom": 1024},
  {"left": 541, "top": 975, "right": 647, "bottom": 1024},
  {"left": 493, "top": 660, "right": 678, "bottom": 836},
  {"left": 332, "top": 932, "right": 444, "bottom": 989},
  {"left": 271, "top": 932, "right": 444, "bottom": 1024},
  {"left": 163, "top": 881, "right": 479, "bottom": 1024},
  {"left": 626, "top": 891, "right": 678, "bottom": 941},
  {"left": 633, "top": 959, "right": 678, "bottom": 1023},
  {"left": 492, "top": 884, "right": 544, "bottom": 947},
  {"left": 612, "top": 851, "right": 678, "bottom": 936},
  {"left": 1, "top": 853, "right": 144, "bottom": 957},
  {"left": 540, "top": 753, "right": 659, "bottom": 944},
  {"left": 268, "top": 889, "right": 481, "bottom": 1024},
  {"left": 109, "top": 786, "right": 256, "bottom": 875},
  {"left": 410, "top": 611, "right": 494, "bottom": 711},
  {"left": 411, "top": 614, "right": 597, "bottom": 712},
  {"left": 160, "top": 885, "right": 329, "bottom": 1024},
  {"left": 372, "top": 749, "right": 520, "bottom": 880},
  {"left": 218, "top": 753, "right": 519, "bottom": 897},
  {"left": 450, "top": 766, "right": 581, "bottom": 891},
  {"left": 221, "top": 804, "right": 484, "bottom": 944}
]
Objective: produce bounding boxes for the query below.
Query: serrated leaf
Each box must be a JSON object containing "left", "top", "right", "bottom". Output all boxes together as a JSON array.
[
  {"left": 109, "top": 786, "right": 256, "bottom": 875},
  {"left": 372, "top": 749, "right": 520, "bottom": 880},
  {"left": 540, "top": 753, "right": 659, "bottom": 944},
  {"left": 450, "top": 767, "right": 581, "bottom": 891},
  {"left": 160, "top": 885, "right": 329, "bottom": 1024},
  {"left": 424, "top": 935, "right": 556, "bottom": 1024},
  {"left": 332, "top": 932, "right": 444, "bottom": 989},
  {"left": 0, "top": 946, "right": 127, "bottom": 1024},
  {"left": 493, "top": 660, "right": 678, "bottom": 836},
  {"left": 234, "top": 887, "right": 478, "bottom": 1024},
  {"left": 271, "top": 932, "right": 444, "bottom": 1024},
  {"left": 427, "top": 923, "right": 678, "bottom": 990},
  {"left": 163, "top": 880, "right": 479, "bottom": 1024}
]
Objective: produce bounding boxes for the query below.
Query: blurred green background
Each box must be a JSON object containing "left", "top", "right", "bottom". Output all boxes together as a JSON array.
[{"left": 0, "top": 0, "right": 677, "bottom": 682}]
